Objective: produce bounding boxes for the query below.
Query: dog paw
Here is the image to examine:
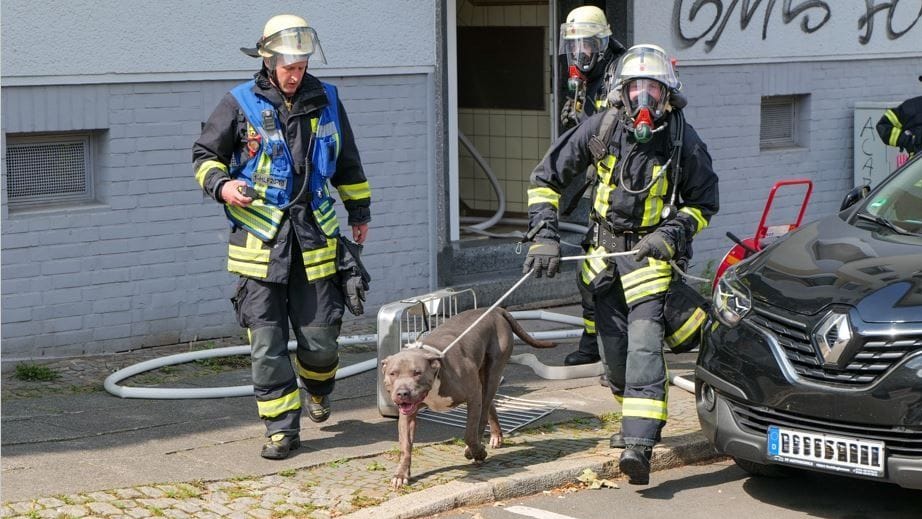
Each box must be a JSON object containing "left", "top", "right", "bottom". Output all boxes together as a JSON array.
[
  {"left": 391, "top": 474, "right": 409, "bottom": 489},
  {"left": 489, "top": 434, "right": 503, "bottom": 449},
  {"left": 464, "top": 444, "right": 488, "bottom": 462}
]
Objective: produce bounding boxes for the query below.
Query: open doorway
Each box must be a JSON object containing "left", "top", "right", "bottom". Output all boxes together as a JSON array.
[{"left": 448, "top": 0, "right": 628, "bottom": 242}]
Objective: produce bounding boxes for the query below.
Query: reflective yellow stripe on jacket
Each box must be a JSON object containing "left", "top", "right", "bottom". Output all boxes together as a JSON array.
[
  {"left": 620, "top": 259, "right": 672, "bottom": 305},
  {"left": 527, "top": 187, "right": 560, "bottom": 208},
  {"left": 228, "top": 233, "right": 270, "bottom": 278},
  {"left": 337, "top": 181, "right": 371, "bottom": 202},
  {"left": 580, "top": 244, "right": 608, "bottom": 286},
  {"left": 883, "top": 109, "right": 903, "bottom": 146},
  {"left": 592, "top": 155, "right": 617, "bottom": 219},
  {"left": 302, "top": 239, "right": 338, "bottom": 282},
  {"left": 640, "top": 165, "right": 669, "bottom": 228},
  {"left": 195, "top": 160, "right": 227, "bottom": 189}
]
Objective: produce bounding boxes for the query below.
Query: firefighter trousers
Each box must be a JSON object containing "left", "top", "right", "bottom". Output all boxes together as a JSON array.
[
  {"left": 233, "top": 246, "right": 345, "bottom": 437},
  {"left": 593, "top": 238, "right": 671, "bottom": 448}
]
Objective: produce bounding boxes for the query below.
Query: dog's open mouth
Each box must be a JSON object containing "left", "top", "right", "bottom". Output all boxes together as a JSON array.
[{"left": 394, "top": 391, "right": 427, "bottom": 415}]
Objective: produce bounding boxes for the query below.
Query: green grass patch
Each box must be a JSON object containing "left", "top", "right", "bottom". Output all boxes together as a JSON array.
[{"left": 13, "top": 363, "right": 60, "bottom": 382}]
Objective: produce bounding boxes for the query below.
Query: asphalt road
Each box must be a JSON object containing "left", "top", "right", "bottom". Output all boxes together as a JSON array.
[{"left": 435, "top": 457, "right": 922, "bottom": 519}]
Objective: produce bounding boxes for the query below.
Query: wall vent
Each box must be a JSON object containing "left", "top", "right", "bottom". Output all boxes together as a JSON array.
[{"left": 5, "top": 134, "right": 94, "bottom": 209}]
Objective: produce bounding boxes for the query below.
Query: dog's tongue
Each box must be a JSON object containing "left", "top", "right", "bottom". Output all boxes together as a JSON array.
[{"left": 398, "top": 402, "right": 418, "bottom": 415}]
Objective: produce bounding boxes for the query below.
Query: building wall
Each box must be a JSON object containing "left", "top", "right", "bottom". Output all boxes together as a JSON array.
[{"left": 1, "top": 0, "right": 439, "bottom": 358}]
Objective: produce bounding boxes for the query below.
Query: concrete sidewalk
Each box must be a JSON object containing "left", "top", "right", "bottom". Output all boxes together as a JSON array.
[{"left": 1, "top": 306, "right": 717, "bottom": 518}]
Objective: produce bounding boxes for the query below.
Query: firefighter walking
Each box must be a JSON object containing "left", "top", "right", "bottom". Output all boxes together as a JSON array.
[
  {"left": 193, "top": 14, "right": 371, "bottom": 460},
  {"left": 557, "top": 5, "right": 626, "bottom": 368},
  {"left": 523, "top": 44, "right": 719, "bottom": 484}
]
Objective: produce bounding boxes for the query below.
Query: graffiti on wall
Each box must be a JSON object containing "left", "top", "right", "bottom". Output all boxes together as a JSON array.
[{"left": 674, "top": 0, "right": 921, "bottom": 52}]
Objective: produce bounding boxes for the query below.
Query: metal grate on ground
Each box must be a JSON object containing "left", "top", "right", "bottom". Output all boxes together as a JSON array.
[{"left": 417, "top": 393, "right": 562, "bottom": 434}]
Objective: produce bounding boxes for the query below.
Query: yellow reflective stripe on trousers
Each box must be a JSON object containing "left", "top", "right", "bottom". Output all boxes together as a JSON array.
[
  {"left": 883, "top": 109, "right": 903, "bottom": 146},
  {"left": 228, "top": 234, "right": 270, "bottom": 278},
  {"left": 624, "top": 277, "right": 671, "bottom": 305},
  {"left": 583, "top": 317, "right": 596, "bottom": 335},
  {"left": 527, "top": 187, "right": 560, "bottom": 208},
  {"left": 622, "top": 397, "right": 668, "bottom": 421},
  {"left": 337, "top": 181, "right": 371, "bottom": 201},
  {"left": 195, "top": 160, "right": 227, "bottom": 188},
  {"left": 302, "top": 239, "right": 338, "bottom": 281},
  {"left": 666, "top": 307, "right": 707, "bottom": 348},
  {"left": 680, "top": 206, "right": 709, "bottom": 234},
  {"left": 296, "top": 358, "right": 339, "bottom": 381},
  {"left": 640, "top": 165, "right": 668, "bottom": 227},
  {"left": 256, "top": 388, "right": 302, "bottom": 419}
]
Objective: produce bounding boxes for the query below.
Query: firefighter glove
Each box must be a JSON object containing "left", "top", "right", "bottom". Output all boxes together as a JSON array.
[
  {"left": 344, "top": 275, "right": 368, "bottom": 316},
  {"left": 632, "top": 229, "right": 677, "bottom": 262},
  {"left": 523, "top": 241, "right": 560, "bottom": 278},
  {"left": 898, "top": 129, "right": 920, "bottom": 154},
  {"left": 560, "top": 98, "right": 581, "bottom": 129}
]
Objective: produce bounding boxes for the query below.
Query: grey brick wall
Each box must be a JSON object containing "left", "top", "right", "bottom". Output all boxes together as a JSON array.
[
  {"left": 1, "top": 73, "right": 434, "bottom": 358},
  {"left": 671, "top": 57, "right": 922, "bottom": 276}
]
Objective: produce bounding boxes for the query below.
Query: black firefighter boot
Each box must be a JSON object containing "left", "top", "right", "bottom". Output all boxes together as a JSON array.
[
  {"left": 619, "top": 445, "right": 653, "bottom": 485},
  {"left": 564, "top": 332, "right": 601, "bottom": 366},
  {"left": 261, "top": 433, "right": 301, "bottom": 460}
]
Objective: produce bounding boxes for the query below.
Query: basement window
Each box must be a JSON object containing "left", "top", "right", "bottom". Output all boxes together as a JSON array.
[
  {"left": 760, "top": 95, "right": 808, "bottom": 150},
  {"left": 5, "top": 133, "right": 96, "bottom": 210}
]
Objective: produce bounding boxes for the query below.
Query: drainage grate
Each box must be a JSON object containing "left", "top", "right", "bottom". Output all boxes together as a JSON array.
[{"left": 417, "top": 394, "right": 562, "bottom": 434}]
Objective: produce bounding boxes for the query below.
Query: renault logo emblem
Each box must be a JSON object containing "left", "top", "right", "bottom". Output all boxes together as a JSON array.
[{"left": 814, "top": 312, "right": 852, "bottom": 367}]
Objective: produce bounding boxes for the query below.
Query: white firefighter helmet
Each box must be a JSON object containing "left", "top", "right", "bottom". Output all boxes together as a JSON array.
[
  {"left": 559, "top": 6, "right": 612, "bottom": 73},
  {"left": 612, "top": 44, "right": 680, "bottom": 120},
  {"left": 248, "top": 14, "right": 327, "bottom": 65}
]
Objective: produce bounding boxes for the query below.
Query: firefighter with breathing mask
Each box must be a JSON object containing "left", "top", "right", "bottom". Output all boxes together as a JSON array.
[
  {"left": 523, "top": 44, "right": 719, "bottom": 485},
  {"left": 558, "top": 5, "right": 625, "bottom": 368},
  {"left": 193, "top": 14, "right": 372, "bottom": 460}
]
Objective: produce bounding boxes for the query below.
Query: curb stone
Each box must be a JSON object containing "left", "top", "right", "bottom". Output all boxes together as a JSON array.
[{"left": 345, "top": 436, "right": 718, "bottom": 519}]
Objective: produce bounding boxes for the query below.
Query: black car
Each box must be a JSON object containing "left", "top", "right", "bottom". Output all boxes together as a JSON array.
[{"left": 696, "top": 155, "right": 922, "bottom": 490}]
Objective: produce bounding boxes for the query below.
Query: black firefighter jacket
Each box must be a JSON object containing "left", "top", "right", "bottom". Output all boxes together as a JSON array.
[
  {"left": 193, "top": 69, "right": 370, "bottom": 283},
  {"left": 528, "top": 109, "right": 719, "bottom": 249}
]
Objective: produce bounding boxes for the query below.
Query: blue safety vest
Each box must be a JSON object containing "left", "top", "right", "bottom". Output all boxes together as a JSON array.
[{"left": 225, "top": 80, "right": 342, "bottom": 240}]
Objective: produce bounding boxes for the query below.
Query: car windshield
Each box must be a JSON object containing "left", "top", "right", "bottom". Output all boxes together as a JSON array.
[{"left": 860, "top": 157, "right": 922, "bottom": 235}]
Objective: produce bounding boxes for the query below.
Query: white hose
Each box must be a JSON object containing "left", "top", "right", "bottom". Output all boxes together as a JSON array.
[
  {"left": 459, "top": 131, "right": 505, "bottom": 232},
  {"left": 104, "top": 310, "right": 694, "bottom": 399}
]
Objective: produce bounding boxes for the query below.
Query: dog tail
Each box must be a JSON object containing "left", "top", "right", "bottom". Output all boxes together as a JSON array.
[{"left": 498, "top": 308, "right": 556, "bottom": 349}]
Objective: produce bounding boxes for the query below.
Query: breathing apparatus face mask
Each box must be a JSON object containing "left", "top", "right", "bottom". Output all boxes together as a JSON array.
[
  {"left": 560, "top": 35, "right": 607, "bottom": 74},
  {"left": 622, "top": 79, "right": 668, "bottom": 143}
]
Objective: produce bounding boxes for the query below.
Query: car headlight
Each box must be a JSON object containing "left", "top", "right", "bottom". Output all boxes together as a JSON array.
[{"left": 712, "top": 267, "right": 752, "bottom": 327}]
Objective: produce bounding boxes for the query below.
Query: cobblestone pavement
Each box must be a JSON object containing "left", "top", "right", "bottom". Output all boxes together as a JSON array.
[{"left": 1, "top": 409, "right": 707, "bottom": 518}]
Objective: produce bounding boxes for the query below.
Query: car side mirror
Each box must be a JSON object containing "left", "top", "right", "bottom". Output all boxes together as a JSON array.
[{"left": 840, "top": 184, "right": 870, "bottom": 211}]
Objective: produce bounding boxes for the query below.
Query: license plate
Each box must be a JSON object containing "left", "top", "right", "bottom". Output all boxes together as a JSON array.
[{"left": 767, "top": 425, "right": 885, "bottom": 478}]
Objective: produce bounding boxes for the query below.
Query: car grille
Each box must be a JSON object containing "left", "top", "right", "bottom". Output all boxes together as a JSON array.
[
  {"left": 728, "top": 399, "right": 922, "bottom": 458},
  {"left": 747, "top": 306, "right": 922, "bottom": 386}
]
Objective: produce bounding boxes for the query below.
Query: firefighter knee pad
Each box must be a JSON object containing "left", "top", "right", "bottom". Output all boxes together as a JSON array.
[
  {"left": 294, "top": 324, "right": 340, "bottom": 367},
  {"left": 249, "top": 326, "right": 295, "bottom": 387}
]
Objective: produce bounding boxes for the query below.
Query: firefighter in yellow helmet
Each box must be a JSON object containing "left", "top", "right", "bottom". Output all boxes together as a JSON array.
[
  {"left": 558, "top": 5, "right": 625, "bottom": 130},
  {"left": 524, "top": 44, "right": 718, "bottom": 485},
  {"left": 193, "top": 14, "right": 372, "bottom": 459},
  {"left": 557, "top": 6, "right": 626, "bottom": 370}
]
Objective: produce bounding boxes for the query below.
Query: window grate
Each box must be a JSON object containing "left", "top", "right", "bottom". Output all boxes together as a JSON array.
[
  {"left": 761, "top": 96, "right": 797, "bottom": 149},
  {"left": 5, "top": 136, "right": 93, "bottom": 208}
]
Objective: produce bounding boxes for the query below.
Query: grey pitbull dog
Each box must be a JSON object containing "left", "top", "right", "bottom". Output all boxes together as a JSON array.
[{"left": 381, "top": 307, "right": 555, "bottom": 488}]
